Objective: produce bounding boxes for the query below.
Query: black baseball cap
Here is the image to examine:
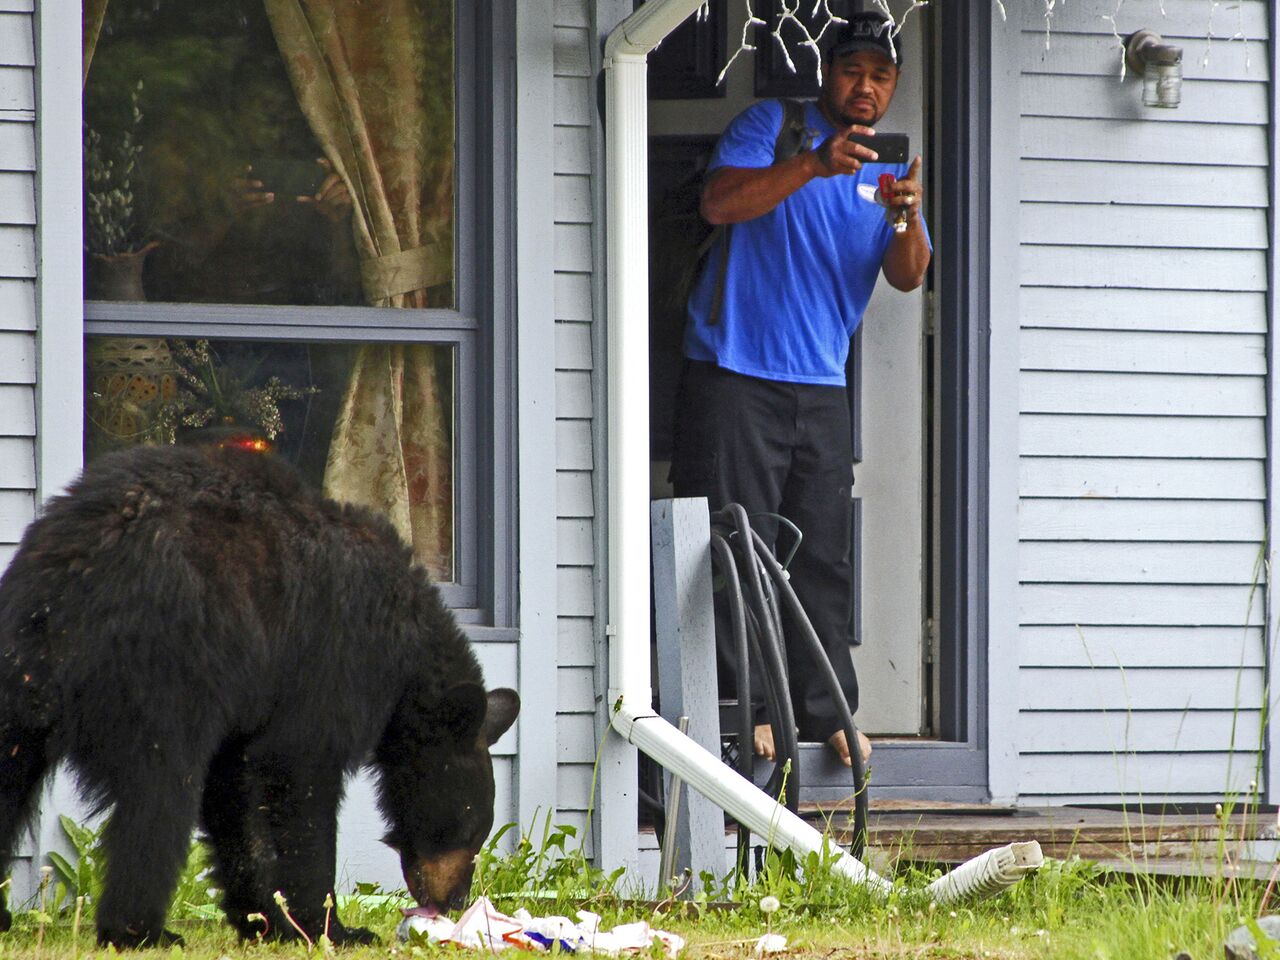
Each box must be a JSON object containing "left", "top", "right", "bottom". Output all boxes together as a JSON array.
[{"left": 828, "top": 12, "right": 900, "bottom": 67}]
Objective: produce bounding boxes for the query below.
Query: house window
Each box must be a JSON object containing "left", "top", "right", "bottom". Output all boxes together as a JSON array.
[{"left": 82, "top": 0, "right": 482, "bottom": 598}]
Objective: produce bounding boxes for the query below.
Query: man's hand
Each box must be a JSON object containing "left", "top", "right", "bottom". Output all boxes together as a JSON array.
[
  {"left": 882, "top": 154, "right": 923, "bottom": 223},
  {"left": 233, "top": 165, "right": 275, "bottom": 211},
  {"left": 882, "top": 154, "right": 930, "bottom": 291},
  {"left": 296, "top": 158, "right": 353, "bottom": 224},
  {"left": 813, "top": 125, "right": 880, "bottom": 178}
]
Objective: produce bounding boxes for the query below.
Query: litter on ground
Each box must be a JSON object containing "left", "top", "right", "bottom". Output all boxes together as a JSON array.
[{"left": 397, "top": 897, "right": 686, "bottom": 957}]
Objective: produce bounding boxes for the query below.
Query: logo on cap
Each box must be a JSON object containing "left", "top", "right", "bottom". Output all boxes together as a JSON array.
[{"left": 851, "top": 18, "right": 892, "bottom": 40}]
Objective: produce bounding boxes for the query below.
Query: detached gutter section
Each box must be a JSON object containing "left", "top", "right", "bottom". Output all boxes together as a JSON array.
[{"left": 601, "top": 1, "right": 1040, "bottom": 904}]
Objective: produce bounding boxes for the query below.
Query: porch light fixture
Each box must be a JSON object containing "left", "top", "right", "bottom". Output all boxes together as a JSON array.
[{"left": 1125, "top": 29, "right": 1183, "bottom": 108}]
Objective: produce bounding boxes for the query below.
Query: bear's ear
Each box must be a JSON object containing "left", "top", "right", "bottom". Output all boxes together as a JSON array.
[
  {"left": 438, "top": 683, "right": 490, "bottom": 742},
  {"left": 482, "top": 688, "right": 520, "bottom": 746}
]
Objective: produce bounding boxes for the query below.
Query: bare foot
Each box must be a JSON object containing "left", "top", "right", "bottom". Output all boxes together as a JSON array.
[
  {"left": 753, "top": 723, "right": 776, "bottom": 760},
  {"left": 828, "top": 729, "right": 872, "bottom": 767}
]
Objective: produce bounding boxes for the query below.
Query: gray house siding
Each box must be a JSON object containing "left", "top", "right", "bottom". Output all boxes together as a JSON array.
[
  {"left": 0, "top": 1, "right": 33, "bottom": 580},
  {"left": 0, "top": 0, "right": 34, "bottom": 907},
  {"left": 553, "top": 0, "right": 603, "bottom": 840},
  {"left": 1015, "top": 0, "right": 1269, "bottom": 802}
]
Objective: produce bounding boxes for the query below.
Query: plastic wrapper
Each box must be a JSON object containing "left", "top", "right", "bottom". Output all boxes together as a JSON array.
[{"left": 396, "top": 896, "right": 685, "bottom": 957}]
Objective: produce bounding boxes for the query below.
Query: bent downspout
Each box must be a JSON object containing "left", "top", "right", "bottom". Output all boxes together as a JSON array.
[{"left": 601, "top": 1, "right": 1039, "bottom": 902}]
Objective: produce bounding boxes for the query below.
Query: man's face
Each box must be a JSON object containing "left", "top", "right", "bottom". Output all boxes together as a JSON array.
[{"left": 820, "top": 50, "right": 899, "bottom": 128}]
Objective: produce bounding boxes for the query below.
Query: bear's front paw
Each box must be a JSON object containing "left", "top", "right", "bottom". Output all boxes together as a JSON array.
[
  {"left": 97, "top": 924, "right": 186, "bottom": 949},
  {"left": 326, "top": 923, "right": 378, "bottom": 946},
  {"left": 0, "top": 904, "right": 12, "bottom": 932}
]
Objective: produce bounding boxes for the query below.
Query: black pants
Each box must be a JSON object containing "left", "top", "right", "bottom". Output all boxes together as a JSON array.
[{"left": 670, "top": 360, "right": 858, "bottom": 742}]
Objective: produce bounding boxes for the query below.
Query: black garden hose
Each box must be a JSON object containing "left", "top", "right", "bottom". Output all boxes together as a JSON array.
[{"left": 708, "top": 503, "right": 869, "bottom": 860}]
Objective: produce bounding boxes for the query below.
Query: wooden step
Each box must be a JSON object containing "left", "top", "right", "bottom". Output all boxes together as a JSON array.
[{"left": 806, "top": 804, "right": 1280, "bottom": 868}]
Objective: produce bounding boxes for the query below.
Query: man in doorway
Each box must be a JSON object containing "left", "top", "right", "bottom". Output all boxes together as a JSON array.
[{"left": 669, "top": 12, "right": 931, "bottom": 766}]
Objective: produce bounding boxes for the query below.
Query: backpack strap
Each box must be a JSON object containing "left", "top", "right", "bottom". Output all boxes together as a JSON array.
[
  {"left": 774, "top": 98, "right": 813, "bottom": 162},
  {"left": 707, "top": 99, "right": 813, "bottom": 326}
]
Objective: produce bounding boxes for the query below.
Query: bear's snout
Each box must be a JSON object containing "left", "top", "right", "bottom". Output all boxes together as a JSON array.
[{"left": 403, "top": 848, "right": 477, "bottom": 911}]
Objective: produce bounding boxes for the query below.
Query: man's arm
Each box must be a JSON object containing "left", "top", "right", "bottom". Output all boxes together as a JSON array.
[
  {"left": 701, "top": 125, "right": 881, "bottom": 225},
  {"left": 880, "top": 155, "right": 931, "bottom": 292}
]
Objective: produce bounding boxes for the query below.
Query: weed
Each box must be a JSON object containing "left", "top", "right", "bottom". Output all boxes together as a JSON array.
[
  {"left": 473, "top": 816, "right": 627, "bottom": 912},
  {"left": 33, "top": 816, "right": 221, "bottom": 924}
]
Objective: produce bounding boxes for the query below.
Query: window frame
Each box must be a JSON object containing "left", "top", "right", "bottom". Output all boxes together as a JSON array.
[{"left": 82, "top": 0, "right": 507, "bottom": 622}]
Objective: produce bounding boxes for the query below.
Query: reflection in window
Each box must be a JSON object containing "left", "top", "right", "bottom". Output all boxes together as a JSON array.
[
  {"left": 82, "top": 0, "right": 461, "bottom": 586},
  {"left": 85, "top": 337, "right": 457, "bottom": 583},
  {"left": 83, "top": 0, "right": 455, "bottom": 308}
]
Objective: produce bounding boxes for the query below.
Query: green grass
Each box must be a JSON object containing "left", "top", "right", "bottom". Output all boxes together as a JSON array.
[{"left": 1, "top": 820, "right": 1275, "bottom": 959}]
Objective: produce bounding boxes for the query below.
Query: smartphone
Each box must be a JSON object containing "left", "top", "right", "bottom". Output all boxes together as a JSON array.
[
  {"left": 250, "top": 158, "right": 327, "bottom": 199},
  {"left": 845, "top": 132, "right": 910, "bottom": 165}
]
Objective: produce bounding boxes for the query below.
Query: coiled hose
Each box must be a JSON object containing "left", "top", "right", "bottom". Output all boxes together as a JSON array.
[{"left": 709, "top": 503, "right": 869, "bottom": 861}]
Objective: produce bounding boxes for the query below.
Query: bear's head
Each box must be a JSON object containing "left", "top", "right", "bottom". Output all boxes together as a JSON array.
[{"left": 378, "top": 684, "right": 520, "bottom": 912}]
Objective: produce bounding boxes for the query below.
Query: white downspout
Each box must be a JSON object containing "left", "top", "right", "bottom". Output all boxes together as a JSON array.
[{"left": 601, "top": 1, "right": 1040, "bottom": 902}]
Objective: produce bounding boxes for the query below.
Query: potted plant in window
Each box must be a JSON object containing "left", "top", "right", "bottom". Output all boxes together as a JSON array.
[
  {"left": 84, "top": 81, "right": 157, "bottom": 301},
  {"left": 155, "top": 339, "right": 319, "bottom": 449}
]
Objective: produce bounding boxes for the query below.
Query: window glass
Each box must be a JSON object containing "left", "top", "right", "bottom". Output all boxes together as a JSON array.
[
  {"left": 85, "top": 336, "right": 457, "bottom": 582},
  {"left": 82, "top": 0, "right": 463, "bottom": 587},
  {"left": 83, "top": 0, "right": 456, "bottom": 309}
]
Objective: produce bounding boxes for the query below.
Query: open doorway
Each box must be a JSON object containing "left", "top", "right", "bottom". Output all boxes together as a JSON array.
[{"left": 647, "top": 1, "right": 949, "bottom": 751}]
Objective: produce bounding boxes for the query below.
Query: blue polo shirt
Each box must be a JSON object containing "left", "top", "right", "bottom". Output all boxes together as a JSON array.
[{"left": 683, "top": 99, "right": 928, "bottom": 386}]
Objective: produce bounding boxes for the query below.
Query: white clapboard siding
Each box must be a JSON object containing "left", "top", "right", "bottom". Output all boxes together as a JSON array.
[
  {"left": 1014, "top": 0, "right": 1268, "bottom": 802},
  {"left": 0, "top": 7, "right": 30, "bottom": 572},
  {"left": 1021, "top": 457, "right": 1266, "bottom": 500},
  {"left": 555, "top": 273, "right": 592, "bottom": 320},
  {"left": 1024, "top": 160, "right": 1264, "bottom": 209},
  {"left": 1020, "top": 75, "right": 1268, "bottom": 125},
  {"left": 1036, "top": 0, "right": 1266, "bottom": 39},
  {"left": 1019, "top": 500, "right": 1262, "bottom": 542},
  {"left": 1021, "top": 246, "right": 1265, "bottom": 291},
  {"left": 1018, "top": 668, "right": 1264, "bottom": 712},
  {"left": 557, "top": 713, "right": 597, "bottom": 764},
  {"left": 1019, "top": 542, "right": 1264, "bottom": 585},
  {"left": 1021, "top": 116, "right": 1267, "bottom": 167},
  {"left": 557, "top": 763, "right": 595, "bottom": 811},
  {"left": 558, "top": 616, "right": 595, "bottom": 667},
  {"left": 0, "top": 436, "right": 32, "bottom": 487},
  {"left": 1019, "top": 457, "right": 1265, "bottom": 500},
  {"left": 1020, "top": 287, "right": 1266, "bottom": 334},
  {"left": 0, "top": 382, "right": 33, "bottom": 435},
  {"left": 1018, "top": 712, "right": 1262, "bottom": 755},
  {"left": 1021, "top": 160, "right": 1269, "bottom": 210},
  {"left": 556, "top": 321, "right": 593, "bottom": 370},
  {"left": 0, "top": 14, "right": 30, "bottom": 68},
  {"left": 554, "top": 222, "right": 592, "bottom": 273},
  {"left": 1020, "top": 415, "right": 1265, "bottom": 459},
  {"left": 1019, "top": 752, "right": 1258, "bottom": 797},
  {"left": 0, "top": 170, "right": 32, "bottom": 223},
  {"left": 1019, "top": 626, "right": 1265, "bottom": 668},
  {"left": 0, "top": 487, "right": 33, "bottom": 541},
  {"left": 1018, "top": 584, "right": 1262, "bottom": 627},
  {"left": 1020, "top": 32, "right": 1267, "bottom": 81},
  {"left": 1020, "top": 371, "right": 1265, "bottom": 417},
  {"left": 0, "top": 327, "right": 33, "bottom": 381},
  {"left": 553, "top": 0, "right": 601, "bottom": 822},
  {"left": 0, "top": 120, "right": 33, "bottom": 170},
  {"left": 554, "top": 127, "right": 591, "bottom": 175},
  {"left": 1020, "top": 203, "right": 1266, "bottom": 250},
  {"left": 1021, "top": 329, "right": 1265, "bottom": 375}
]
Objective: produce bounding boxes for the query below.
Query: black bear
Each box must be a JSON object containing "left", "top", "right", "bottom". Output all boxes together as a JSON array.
[{"left": 0, "top": 444, "right": 519, "bottom": 948}]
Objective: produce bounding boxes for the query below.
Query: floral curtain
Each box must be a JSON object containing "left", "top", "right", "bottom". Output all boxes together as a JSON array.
[{"left": 264, "top": 0, "right": 455, "bottom": 580}]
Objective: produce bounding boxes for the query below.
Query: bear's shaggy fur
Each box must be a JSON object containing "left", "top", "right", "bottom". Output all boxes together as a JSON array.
[{"left": 0, "top": 445, "right": 518, "bottom": 948}]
